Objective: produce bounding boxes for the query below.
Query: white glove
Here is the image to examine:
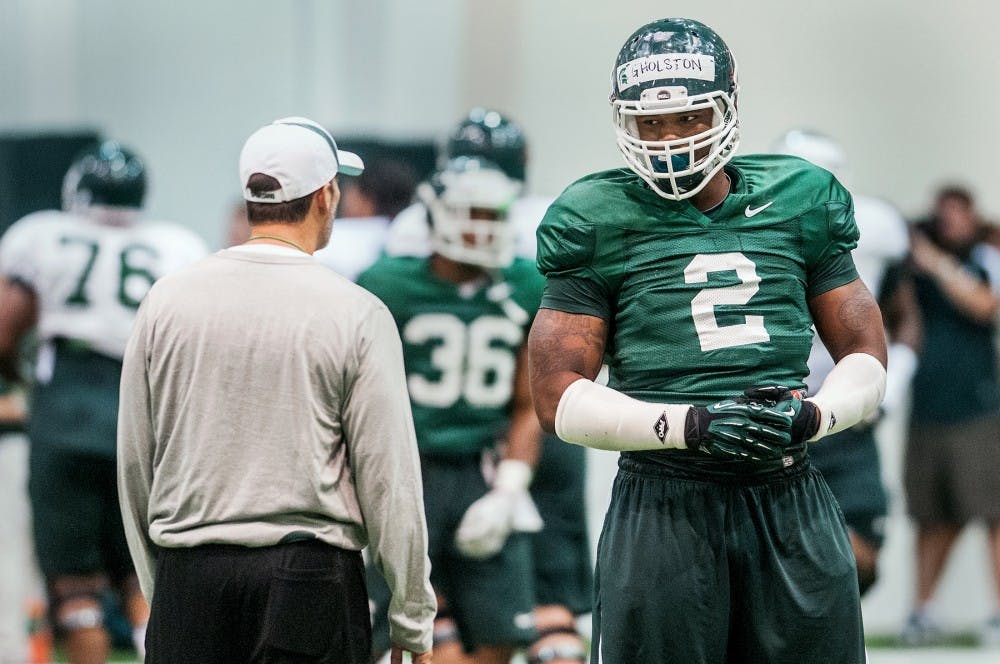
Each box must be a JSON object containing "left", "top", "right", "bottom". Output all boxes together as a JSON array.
[{"left": 454, "top": 459, "right": 543, "bottom": 559}]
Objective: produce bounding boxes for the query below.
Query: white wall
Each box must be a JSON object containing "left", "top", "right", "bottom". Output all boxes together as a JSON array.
[
  {"left": 4, "top": 0, "right": 1000, "bottom": 241},
  {"left": 0, "top": 0, "right": 467, "bottom": 245},
  {"left": 3, "top": 0, "right": 999, "bottom": 635}
]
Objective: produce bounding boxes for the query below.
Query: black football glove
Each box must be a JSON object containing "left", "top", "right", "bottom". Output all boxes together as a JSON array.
[
  {"left": 684, "top": 398, "right": 793, "bottom": 461},
  {"left": 740, "top": 385, "right": 821, "bottom": 445}
]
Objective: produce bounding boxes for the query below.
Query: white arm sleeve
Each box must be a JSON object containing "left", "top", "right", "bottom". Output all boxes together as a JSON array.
[
  {"left": 806, "top": 352, "right": 887, "bottom": 441},
  {"left": 554, "top": 378, "right": 692, "bottom": 451}
]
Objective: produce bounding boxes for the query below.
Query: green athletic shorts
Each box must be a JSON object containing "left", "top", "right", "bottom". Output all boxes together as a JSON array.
[
  {"left": 29, "top": 440, "right": 134, "bottom": 579},
  {"left": 28, "top": 340, "right": 121, "bottom": 457},
  {"left": 369, "top": 453, "right": 536, "bottom": 654},
  {"left": 530, "top": 434, "right": 593, "bottom": 615},
  {"left": 592, "top": 454, "right": 864, "bottom": 664}
]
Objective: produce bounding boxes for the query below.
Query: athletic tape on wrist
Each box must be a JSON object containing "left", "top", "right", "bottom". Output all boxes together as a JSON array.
[{"left": 495, "top": 458, "right": 533, "bottom": 492}]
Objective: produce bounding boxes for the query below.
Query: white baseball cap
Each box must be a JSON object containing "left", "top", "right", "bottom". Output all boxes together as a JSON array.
[{"left": 239, "top": 116, "right": 364, "bottom": 203}]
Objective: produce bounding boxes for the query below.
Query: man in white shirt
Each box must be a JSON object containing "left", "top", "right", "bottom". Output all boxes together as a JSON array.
[{"left": 117, "top": 117, "right": 435, "bottom": 664}]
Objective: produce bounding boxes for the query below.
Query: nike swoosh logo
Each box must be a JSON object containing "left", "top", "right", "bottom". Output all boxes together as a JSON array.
[{"left": 745, "top": 201, "right": 774, "bottom": 217}]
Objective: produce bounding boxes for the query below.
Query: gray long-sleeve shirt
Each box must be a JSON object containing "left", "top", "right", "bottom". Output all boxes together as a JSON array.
[{"left": 117, "top": 245, "right": 435, "bottom": 653}]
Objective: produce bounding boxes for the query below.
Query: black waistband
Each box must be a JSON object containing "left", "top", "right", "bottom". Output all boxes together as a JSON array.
[
  {"left": 157, "top": 537, "right": 358, "bottom": 561},
  {"left": 0, "top": 421, "right": 25, "bottom": 434},
  {"left": 619, "top": 446, "right": 811, "bottom": 484}
]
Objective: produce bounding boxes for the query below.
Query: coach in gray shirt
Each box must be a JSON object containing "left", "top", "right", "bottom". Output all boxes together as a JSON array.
[{"left": 118, "top": 117, "right": 434, "bottom": 664}]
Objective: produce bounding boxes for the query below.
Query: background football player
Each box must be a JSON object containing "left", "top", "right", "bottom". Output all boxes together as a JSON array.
[
  {"left": 383, "top": 110, "right": 592, "bottom": 663},
  {"left": 528, "top": 18, "right": 888, "bottom": 663},
  {"left": 385, "top": 107, "right": 550, "bottom": 261},
  {"left": 773, "top": 129, "right": 922, "bottom": 596},
  {"left": 0, "top": 141, "right": 207, "bottom": 663},
  {"left": 360, "top": 156, "right": 549, "bottom": 664}
]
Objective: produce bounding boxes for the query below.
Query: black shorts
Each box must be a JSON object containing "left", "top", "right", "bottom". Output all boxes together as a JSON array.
[{"left": 146, "top": 539, "right": 370, "bottom": 664}]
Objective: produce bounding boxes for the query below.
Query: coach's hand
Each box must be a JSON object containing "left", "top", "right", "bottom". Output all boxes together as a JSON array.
[
  {"left": 455, "top": 459, "right": 542, "bottom": 559},
  {"left": 684, "top": 397, "right": 793, "bottom": 460},
  {"left": 741, "top": 385, "right": 821, "bottom": 445}
]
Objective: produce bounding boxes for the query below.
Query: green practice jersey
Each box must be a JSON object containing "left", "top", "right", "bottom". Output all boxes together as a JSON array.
[
  {"left": 358, "top": 256, "right": 543, "bottom": 456},
  {"left": 538, "top": 154, "right": 859, "bottom": 406}
]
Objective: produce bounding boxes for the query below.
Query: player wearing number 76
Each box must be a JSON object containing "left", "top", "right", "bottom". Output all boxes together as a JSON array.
[
  {"left": 527, "top": 18, "right": 887, "bottom": 664},
  {"left": 0, "top": 141, "right": 207, "bottom": 663}
]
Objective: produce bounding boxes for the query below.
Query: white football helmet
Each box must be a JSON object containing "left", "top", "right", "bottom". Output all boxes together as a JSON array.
[
  {"left": 771, "top": 129, "right": 848, "bottom": 179},
  {"left": 419, "top": 157, "right": 521, "bottom": 269}
]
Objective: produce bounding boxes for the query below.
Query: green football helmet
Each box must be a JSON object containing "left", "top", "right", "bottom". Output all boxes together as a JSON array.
[
  {"left": 444, "top": 108, "right": 527, "bottom": 182},
  {"left": 610, "top": 18, "right": 740, "bottom": 200},
  {"left": 418, "top": 156, "right": 522, "bottom": 269},
  {"left": 62, "top": 141, "right": 147, "bottom": 211}
]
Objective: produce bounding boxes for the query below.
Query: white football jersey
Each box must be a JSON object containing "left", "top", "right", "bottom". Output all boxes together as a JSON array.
[
  {"left": 0, "top": 210, "right": 208, "bottom": 360},
  {"left": 805, "top": 194, "right": 909, "bottom": 392},
  {"left": 313, "top": 215, "right": 392, "bottom": 282},
  {"left": 383, "top": 194, "right": 554, "bottom": 261}
]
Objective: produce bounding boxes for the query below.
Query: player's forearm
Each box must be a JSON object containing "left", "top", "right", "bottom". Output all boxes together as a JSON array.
[
  {"left": 0, "top": 280, "right": 38, "bottom": 377},
  {"left": 0, "top": 390, "right": 26, "bottom": 423},
  {"left": 504, "top": 404, "right": 542, "bottom": 467}
]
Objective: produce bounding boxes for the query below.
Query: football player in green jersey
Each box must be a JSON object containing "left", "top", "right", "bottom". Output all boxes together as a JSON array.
[
  {"left": 527, "top": 18, "right": 888, "bottom": 664},
  {"left": 359, "top": 157, "right": 545, "bottom": 664}
]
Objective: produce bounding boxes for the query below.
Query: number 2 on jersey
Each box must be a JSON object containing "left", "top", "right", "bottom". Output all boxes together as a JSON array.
[
  {"left": 404, "top": 313, "right": 523, "bottom": 408},
  {"left": 685, "top": 252, "right": 770, "bottom": 351}
]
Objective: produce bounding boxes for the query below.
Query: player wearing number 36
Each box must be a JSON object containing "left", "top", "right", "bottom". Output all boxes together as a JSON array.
[
  {"left": 0, "top": 141, "right": 207, "bottom": 663},
  {"left": 358, "top": 156, "right": 544, "bottom": 663},
  {"left": 527, "top": 18, "right": 887, "bottom": 663}
]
